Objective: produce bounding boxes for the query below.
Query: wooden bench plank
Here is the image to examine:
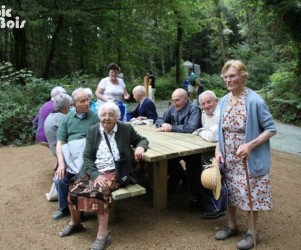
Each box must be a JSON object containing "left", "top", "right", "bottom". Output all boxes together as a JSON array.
[
  {"left": 111, "top": 188, "right": 131, "bottom": 200},
  {"left": 111, "top": 184, "right": 146, "bottom": 200},
  {"left": 125, "top": 184, "right": 146, "bottom": 197}
]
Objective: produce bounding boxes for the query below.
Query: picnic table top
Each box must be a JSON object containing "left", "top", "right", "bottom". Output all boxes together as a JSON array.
[{"left": 133, "top": 124, "right": 216, "bottom": 162}]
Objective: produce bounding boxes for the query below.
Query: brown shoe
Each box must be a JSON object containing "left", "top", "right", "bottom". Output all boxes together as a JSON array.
[{"left": 214, "top": 226, "right": 238, "bottom": 240}]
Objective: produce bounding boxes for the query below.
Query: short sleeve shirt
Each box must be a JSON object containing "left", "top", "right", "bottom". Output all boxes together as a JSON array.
[{"left": 97, "top": 76, "right": 126, "bottom": 102}]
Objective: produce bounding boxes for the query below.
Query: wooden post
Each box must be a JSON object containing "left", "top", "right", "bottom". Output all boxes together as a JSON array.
[{"left": 153, "top": 160, "right": 168, "bottom": 210}]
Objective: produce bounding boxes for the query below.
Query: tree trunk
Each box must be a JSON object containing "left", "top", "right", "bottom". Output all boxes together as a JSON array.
[
  {"left": 0, "top": 29, "right": 10, "bottom": 62},
  {"left": 213, "top": 0, "right": 226, "bottom": 64},
  {"left": 11, "top": 16, "right": 28, "bottom": 73},
  {"left": 43, "top": 15, "right": 64, "bottom": 79},
  {"left": 175, "top": 20, "right": 183, "bottom": 85},
  {"left": 161, "top": 45, "right": 165, "bottom": 75}
]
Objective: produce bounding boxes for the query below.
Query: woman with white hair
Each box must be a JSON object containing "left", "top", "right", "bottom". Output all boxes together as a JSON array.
[
  {"left": 44, "top": 93, "right": 72, "bottom": 156},
  {"left": 32, "top": 86, "right": 66, "bottom": 145},
  {"left": 58, "top": 101, "right": 149, "bottom": 250}
]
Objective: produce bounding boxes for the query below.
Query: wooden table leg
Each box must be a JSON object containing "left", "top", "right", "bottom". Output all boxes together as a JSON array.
[{"left": 152, "top": 159, "right": 168, "bottom": 210}]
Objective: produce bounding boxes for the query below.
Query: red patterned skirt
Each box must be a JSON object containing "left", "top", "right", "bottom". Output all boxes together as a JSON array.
[{"left": 68, "top": 171, "right": 119, "bottom": 214}]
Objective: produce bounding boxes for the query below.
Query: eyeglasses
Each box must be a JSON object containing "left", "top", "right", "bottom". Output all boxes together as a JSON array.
[
  {"left": 223, "top": 74, "right": 238, "bottom": 80},
  {"left": 100, "top": 113, "right": 116, "bottom": 118}
]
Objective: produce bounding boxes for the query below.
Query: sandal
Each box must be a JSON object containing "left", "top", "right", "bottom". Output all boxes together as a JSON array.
[
  {"left": 90, "top": 235, "right": 111, "bottom": 250},
  {"left": 59, "top": 223, "right": 84, "bottom": 238}
]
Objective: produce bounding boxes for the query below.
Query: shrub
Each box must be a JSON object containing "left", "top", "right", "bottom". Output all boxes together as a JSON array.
[
  {"left": 267, "top": 69, "right": 301, "bottom": 126},
  {"left": 201, "top": 73, "right": 228, "bottom": 98},
  {"left": 0, "top": 63, "right": 58, "bottom": 145}
]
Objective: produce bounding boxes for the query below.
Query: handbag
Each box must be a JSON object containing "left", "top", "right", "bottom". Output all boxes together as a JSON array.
[{"left": 103, "top": 132, "right": 131, "bottom": 186}]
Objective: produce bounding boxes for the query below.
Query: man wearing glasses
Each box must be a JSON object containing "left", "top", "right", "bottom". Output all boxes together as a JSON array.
[{"left": 155, "top": 88, "right": 202, "bottom": 206}]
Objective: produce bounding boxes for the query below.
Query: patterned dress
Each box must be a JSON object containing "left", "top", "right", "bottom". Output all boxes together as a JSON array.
[
  {"left": 222, "top": 89, "right": 272, "bottom": 211},
  {"left": 68, "top": 130, "right": 120, "bottom": 214}
]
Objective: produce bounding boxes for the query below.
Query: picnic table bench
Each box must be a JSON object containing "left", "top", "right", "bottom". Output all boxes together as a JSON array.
[{"left": 110, "top": 184, "right": 146, "bottom": 222}]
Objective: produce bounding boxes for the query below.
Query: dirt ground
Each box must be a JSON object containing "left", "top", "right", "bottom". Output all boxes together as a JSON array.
[{"left": 0, "top": 145, "right": 300, "bottom": 250}]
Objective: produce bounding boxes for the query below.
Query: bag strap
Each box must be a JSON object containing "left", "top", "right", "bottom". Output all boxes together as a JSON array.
[{"left": 103, "top": 132, "right": 115, "bottom": 161}]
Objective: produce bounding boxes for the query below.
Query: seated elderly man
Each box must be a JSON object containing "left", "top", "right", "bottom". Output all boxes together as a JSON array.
[
  {"left": 194, "top": 90, "right": 219, "bottom": 142},
  {"left": 155, "top": 88, "right": 202, "bottom": 200},
  {"left": 193, "top": 90, "right": 227, "bottom": 218},
  {"left": 53, "top": 88, "right": 99, "bottom": 220},
  {"left": 127, "top": 85, "right": 158, "bottom": 122},
  {"left": 58, "top": 102, "right": 149, "bottom": 250}
]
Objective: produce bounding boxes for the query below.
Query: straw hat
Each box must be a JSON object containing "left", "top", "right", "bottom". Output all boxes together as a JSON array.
[{"left": 200, "top": 158, "right": 222, "bottom": 200}]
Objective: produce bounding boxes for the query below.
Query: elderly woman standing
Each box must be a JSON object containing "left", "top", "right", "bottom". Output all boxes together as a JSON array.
[
  {"left": 214, "top": 60, "right": 277, "bottom": 250},
  {"left": 58, "top": 102, "right": 149, "bottom": 250},
  {"left": 95, "top": 63, "right": 130, "bottom": 108}
]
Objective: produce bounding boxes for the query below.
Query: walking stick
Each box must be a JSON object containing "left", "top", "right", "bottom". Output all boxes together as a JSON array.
[{"left": 243, "top": 159, "right": 257, "bottom": 250}]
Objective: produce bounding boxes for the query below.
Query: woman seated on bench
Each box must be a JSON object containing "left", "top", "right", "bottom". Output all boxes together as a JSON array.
[{"left": 58, "top": 101, "right": 149, "bottom": 250}]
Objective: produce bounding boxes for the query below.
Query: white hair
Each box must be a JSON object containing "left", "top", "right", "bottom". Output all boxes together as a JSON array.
[
  {"left": 84, "top": 88, "right": 93, "bottom": 98},
  {"left": 54, "top": 93, "right": 72, "bottom": 111},
  {"left": 133, "top": 85, "right": 146, "bottom": 96},
  {"left": 98, "top": 101, "right": 121, "bottom": 119},
  {"left": 71, "top": 87, "right": 88, "bottom": 102},
  {"left": 199, "top": 90, "right": 217, "bottom": 102},
  {"left": 51, "top": 86, "right": 66, "bottom": 99}
]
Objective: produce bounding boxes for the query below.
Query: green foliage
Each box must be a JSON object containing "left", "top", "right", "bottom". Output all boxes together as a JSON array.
[
  {"left": 201, "top": 73, "right": 228, "bottom": 98},
  {"left": 0, "top": 101, "right": 35, "bottom": 146},
  {"left": 0, "top": 62, "right": 34, "bottom": 85},
  {"left": 267, "top": 69, "right": 301, "bottom": 125},
  {"left": 0, "top": 63, "right": 58, "bottom": 145}
]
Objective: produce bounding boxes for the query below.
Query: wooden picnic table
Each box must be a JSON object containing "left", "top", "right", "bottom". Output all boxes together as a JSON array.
[{"left": 133, "top": 124, "right": 216, "bottom": 210}]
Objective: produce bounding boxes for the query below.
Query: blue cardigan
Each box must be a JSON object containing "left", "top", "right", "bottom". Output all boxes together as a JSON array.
[{"left": 218, "top": 88, "right": 277, "bottom": 177}]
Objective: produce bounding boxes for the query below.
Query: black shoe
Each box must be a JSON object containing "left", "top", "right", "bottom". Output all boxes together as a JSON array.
[
  {"left": 201, "top": 210, "right": 226, "bottom": 219},
  {"left": 189, "top": 199, "right": 202, "bottom": 209}
]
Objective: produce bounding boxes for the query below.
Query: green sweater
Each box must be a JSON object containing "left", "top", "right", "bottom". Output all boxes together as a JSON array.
[
  {"left": 57, "top": 110, "right": 99, "bottom": 142},
  {"left": 80, "top": 122, "right": 149, "bottom": 180}
]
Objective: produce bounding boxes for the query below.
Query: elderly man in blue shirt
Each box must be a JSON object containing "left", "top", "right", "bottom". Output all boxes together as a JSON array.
[{"left": 127, "top": 85, "right": 158, "bottom": 122}]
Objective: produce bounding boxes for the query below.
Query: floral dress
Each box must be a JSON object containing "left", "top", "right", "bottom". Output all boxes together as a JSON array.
[{"left": 222, "top": 89, "right": 272, "bottom": 211}]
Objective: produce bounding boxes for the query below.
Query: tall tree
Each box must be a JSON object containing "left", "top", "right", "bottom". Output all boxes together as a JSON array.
[{"left": 264, "top": 0, "right": 301, "bottom": 74}]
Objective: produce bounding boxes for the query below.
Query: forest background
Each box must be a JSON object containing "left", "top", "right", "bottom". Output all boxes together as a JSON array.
[{"left": 0, "top": 0, "right": 301, "bottom": 146}]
